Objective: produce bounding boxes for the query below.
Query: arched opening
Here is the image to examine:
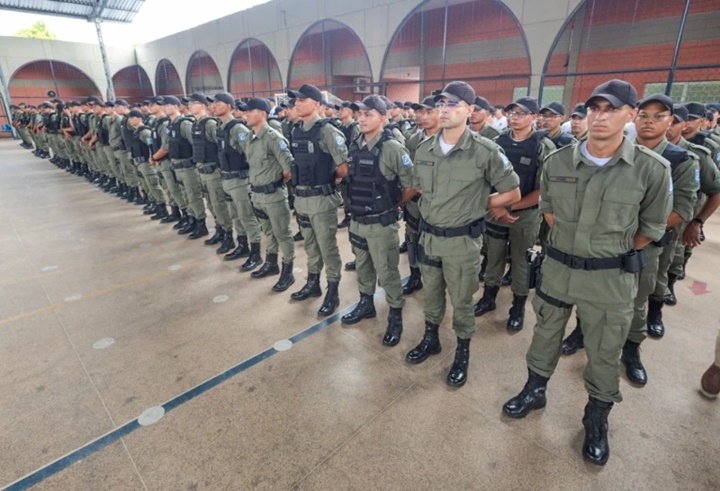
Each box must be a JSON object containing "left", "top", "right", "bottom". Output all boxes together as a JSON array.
[
  {"left": 112, "top": 65, "right": 154, "bottom": 103},
  {"left": 10, "top": 60, "right": 100, "bottom": 104},
  {"left": 228, "top": 38, "right": 283, "bottom": 98},
  {"left": 380, "top": 0, "right": 530, "bottom": 104},
  {"left": 186, "top": 50, "right": 223, "bottom": 95},
  {"left": 287, "top": 19, "right": 373, "bottom": 102},
  {"left": 155, "top": 59, "right": 184, "bottom": 97}
]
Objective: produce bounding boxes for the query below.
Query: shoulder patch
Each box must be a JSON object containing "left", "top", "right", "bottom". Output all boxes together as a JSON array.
[
  {"left": 335, "top": 134, "right": 345, "bottom": 147},
  {"left": 239, "top": 132, "right": 247, "bottom": 142},
  {"left": 695, "top": 168, "right": 701, "bottom": 186},
  {"left": 401, "top": 153, "right": 412, "bottom": 168},
  {"left": 668, "top": 176, "right": 674, "bottom": 196},
  {"left": 279, "top": 140, "right": 288, "bottom": 150}
]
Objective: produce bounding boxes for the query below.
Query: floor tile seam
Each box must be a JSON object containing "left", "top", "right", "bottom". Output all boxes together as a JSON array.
[{"left": 118, "top": 438, "right": 150, "bottom": 491}]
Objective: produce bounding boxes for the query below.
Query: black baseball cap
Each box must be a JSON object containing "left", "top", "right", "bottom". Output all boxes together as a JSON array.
[
  {"left": 585, "top": 79, "right": 638, "bottom": 109},
  {"left": 685, "top": 102, "right": 706, "bottom": 119},
  {"left": 162, "top": 96, "right": 181, "bottom": 106},
  {"left": 707, "top": 103, "right": 720, "bottom": 112},
  {"left": 180, "top": 96, "right": 190, "bottom": 105},
  {"left": 672, "top": 104, "right": 689, "bottom": 123},
  {"left": 506, "top": 96, "right": 540, "bottom": 114},
  {"left": 245, "top": 97, "right": 271, "bottom": 113},
  {"left": 66, "top": 101, "right": 80, "bottom": 108},
  {"left": 285, "top": 98, "right": 295, "bottom": 109},
  {"left": 149, "top": 96, "right": 164, "bottom": 105},
  {"left": 540, "top": 101, "right": 565, "bottom": 116},
  {"left": 473, "top": 96, "right": 492, "bottom": 112},
  {"left": 340, "top": 101, "right": 353, "bottom": 109},
  {"left": 113, "top": 99, "right": 129, "bottom": 107},
  {"left": 351, "top": 95, "right": 387, "bottom": 116},
  {"left": 392, "top": 100, "right": 404, "bottom": 108},
  {"left": 140, "top": 100, "right": 150, "bottom": 106},
  {"left": 213, "top": 92, "right": 235, "bottom": 106},
  {"left": 434, "top": 81, "right": 476, "bottom": 106},
  {"left": 637, "top": 93, "right": 673, "bottom": 112},
  {"left": 103, "top": 101, "right": 115, "bottom": 108},
  {"left": 85, "top": 96, "right": 102, "bottom": 106},
  {"left": 412, "top": 96, "right": 436, "bottom": 111},
  {"left": 403, "top": 101, "right": 413, "bottom": 109},
  {"left": 128, "top": 109, "right": 144, "bottom": 119},
  {"left": 287, "top": 84, "right": 323, "bottom": 103},
  {"left": 189, "top": 93, "right": 209, "bottom": 105},
  {"left": 571, "top": 103, "right": 587, "bottom": 118}
]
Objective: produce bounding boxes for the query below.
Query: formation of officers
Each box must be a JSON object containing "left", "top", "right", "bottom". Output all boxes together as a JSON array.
[{"left": 10, "top": 79, "right": 720, "bottom": 467}]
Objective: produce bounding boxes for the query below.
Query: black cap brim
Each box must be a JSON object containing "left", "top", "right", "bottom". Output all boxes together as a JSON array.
[
  {"left": 585, "top": 94, "right": 625, "bottom": 109},
  {"left": 505, "top": 103, "right": 532, "bottom": 113},
  {"left": 434, "top": 92, "right": 462, "bottom": 104}
]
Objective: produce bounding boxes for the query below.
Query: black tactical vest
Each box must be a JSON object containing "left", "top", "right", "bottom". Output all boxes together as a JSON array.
[
  {"left": 346, "top": 130, "right": 402, "bottom": 217},
  {"left": 130, "top": 126, "right": 151, "bottom": 161},
  {"left": 120, "top": 115, "right": 134, "bottom": 151},
  {"left": 290, "top": 119, "right": 336, "bottom": 187},
  {"left": 216, "top": 119, "right": 249, "bottom": 173},
  {"left": 550, "top": 131, "right": 574, "bottom": 149},
  {"left": 97, "top": 114, "right": 110, "bottom": 145},
  {"left": 168, "top": 117, "right": 194, "bottom": 160},
  {"left": 496, "top": 130, "right": 548, "bottom": 197},
  {"left": 150, "top": 116, "right": 169, "bottom": 154},
  {"left": 661, "top": 142, "right": 689, "bottom": 171},
  {"left": 191, "top": 117, "right": 219, "bottom": 163},
  {"left": 340, "top": 121, "right": 358, "bottom": 148}
]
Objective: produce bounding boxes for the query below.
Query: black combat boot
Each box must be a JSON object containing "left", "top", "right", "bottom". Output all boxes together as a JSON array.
[
  {"left": 478, "top": 255, "right": 488, "bottom": 282},
  {"left": 402, "top": 267, "right": 423, "bottom": 295},
  {"left": 125, "top": 187, "right": 137, "bottom": 203},
  {"left": 344, "top": 260, "right": 356, "bottom": 271},
  {"left": 621, "top": 339, "right": 647, "bottom": 386},
  {"left": 174, "top": 210, "right": 189, "bottom": 230},
  {"left": 341, "top": 294, "right": 376, "bottom": 325},
  {"left": 500, "top": 265, "right": 512, "bottom": 287},
  {"left": 143, "top": 202, "right": 157, "bottom": 215},
  {"left": 383, "top": 307, "right": 403, "bottom": 347},
  {"left": 188, "top": 218, "right": 209, "bottom": 240},
  {"left": 474, "top": 285, "right": 499, "bottom": 316},
  {"left": 216, "top": 232, "right": 235, "bottom": 254},
  {"left": 251, "top": 253, "right": 278, "bottom": 278},
  {"left": 562, "top": 322, "right": 585, "bottom": 355},
  {"left": 150, "top": 204, "right": 168, "bottom": 220},
  {"left": 160, "top": 205, "right": 181, "bottom": 224},
  {"left": 447, "top": 337, "right": 471, "bottom": 387},
  {"left": 204, "top": 226, "right": 224, "bottom": 246},
  {"left": 582, "top": 397, "right": 613, "bottom": 466},
  {"left": 399, "top": 241, "right": 408, "bottom": 253},
  {"left": 293, "top": 231, "right": 303, "bottom": 242},
  {"left": 507, "top": 294, "right": 527, "bottom": 331},
  {"left": 406, "top": 322, "right": 442, "bottom": 364},
  {"left": 318, "top": 281, "right": 339, "bottom": 316},
  {"left": 114, "top": 182, "right": 125, "bottom": 197},
  {"left": 224, "top": 235, "right": 249, "bottom": 260},
  {"left": 664, "top": 273, "right": 678, "bottom": 306},
  {"left": 290, "top": 273, "right": 322, "bottom": 301},
  {"left": 646, "top": 298, "right": 665, "bottom": 338},
  {"left": 107, "top": 178, "right": 119, "bottom": 194},
  {"left": 241, "top": 243, "right": 264, "bottom": 272},
  {"left": 503, "top": 369, "right": 549, "bottom": 418},
  {"left": 134, "top": 190, "right": 147, "bottom": 205},
  {"left": 178, "top": 216, "right": 196, "bottom": 235},
  {"left": 272, "top": 261, "right": 295, "bottom": 292}
]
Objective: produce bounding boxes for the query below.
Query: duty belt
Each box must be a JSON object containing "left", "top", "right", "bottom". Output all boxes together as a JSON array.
[
  {"left": 111, "top": 145, "right": 124, "bottom": 151},
  {"left": 403, "top": 208, "right": 419, "bottom": 230},
  {"left": 197, "top": 163, "right": 219, "bottom": 175},
  {"left": 172, "top": 159, "right": 195, "bottom": 170},
  {"left": 221, "top": 170, "right": 249, "bottom": 180},
  {"left": 545, "top": 245, "right": 645, "bottom": 273},
  {"left": 251, "top": 179, "right": 284, "bottom": 194},
  {"left": 294, "top": 183, "right": 335, "bottom": 198},
  {"left": 418, "top": 217, "right": 485, "bottom": 239},
  {"left": 352, "top": 209, "right": 398, "bottom": 226},
  {"left": 133, "top": 157, "right": 148, "bottom": 164}
]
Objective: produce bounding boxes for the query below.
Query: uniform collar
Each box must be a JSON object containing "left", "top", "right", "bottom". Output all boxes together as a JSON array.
[
  {"left": 253, "top": 122, "right": 269, "bottom": 139},
  {"left": 637, "top": 137, "right": 668, "bottom": 155},
  {"left": 428, "top": 127, "right": 473, "bottom": 157},
  {"left": 573, "top": 136, "right": 636, "bottom": 168},
  {"left": 362, "top": 131, "right": 383, "bottom": 151},
  {"left": 302, "top": 115, "right": 321, "bottom": 131}
]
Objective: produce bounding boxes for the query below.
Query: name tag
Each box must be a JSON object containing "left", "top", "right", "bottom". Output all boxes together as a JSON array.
[
  {"left": 548, "top": 176, "right": 578, "bottom": 183},
  {"left": 519, "top": 157, "right": 532, "bottom": 165}
]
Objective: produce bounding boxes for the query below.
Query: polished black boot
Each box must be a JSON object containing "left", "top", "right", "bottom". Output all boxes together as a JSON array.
[
  {"left": 646, "top": 298, "right": 665, "bottom": 338},
  {"left": 216, "top": 232, "right": 235, "bottom": 254},
  {"left": 290, "top": 273, "right": 322, "bottom": 301},
  {"left": 341, "top": 294, "right": 376, "bottom": 325},
  {"left": 507, "top": 294, "right": 527, "bottom": 331},
  {"left": 338, "top": 213, "right": 351, "bottom": 229},
  {"left": 224, "top": 235, "right": 249, "bottom": 261},
  {"left": 150, "top": 204, "right": 168, "bottom": 221},
  {"left": 134, "top": 190, "right": 147, "bottom": 206},
  {"left": 204, "top": 226, "right": 224, "bottom": 246},
  {"left": 318, "top": 281, "right": 340, "bottom": 316},
  {"left": 174, "top": 210, "right": 189, "bottom": 230},
  {"left": 478, "top": 255, "right": 488, "bottom": 282},
  {"left": 178, "top": 216, "right": 196, "bottom": 235},
  {"left": 382, "top": 307, "right": 403, "bottom": 347},
  {"left": 241, "top": 243, "right": 264, "bottom": 272},
  {"left": 107, "top": 178, "right": 119, "bottom": 194},
  {"left": 582, "top": 397, "right": 613, "bottom": 466},
  {"left": 125, "top": 187, "right": 137, "bottom": 203},
  {"left": 272, "top": 262, "right": 295, "bottom": 292},
  {"left": 406, "top": 322, "right": 441, "bottom": 364},
  {"left": 344, "top": 260, "right": 356, "bottom": 271},
  {"left": 143, "top": 202, "right": 158, "bottom": 215},
  {"left": 402, "top": 267, "right": 423, "bottom": 295},
  {"left": 621, "top": 339, "right": 647, "bottom": 386},
  {"left": 447, "top": 337, "right": 470, "bottom": 387},
  {"left": 115, "top": 182, "right": 125, "bottom": 197},
  {"left": 664, "top": 273, "right": 678, "bottom": 306},
  {"left": 398, "top": 241, "right": 408, "bottom": 253},
  {"left": 562, "top": 322, "right": 585, "bottom": 355},
  {"left": 474, "top": 284, "right": 499, "bottom": 316},
  {"left": 503, "top": 369, "right": 549, "bottom": 418},
  {"left": 161, "top": 205, "right": 181, "bottom": 224},
  {"left": 251, "top": 252, "right": 278, "bottom": 278},
  {"left": 188, "top": 219, "right": 209, "bottom": 240},
  {"left": 293, "top": 231, "right": 303, "bottom": 242},
  {"left": 500, "top": 265, "right": 512, "bottom": 287}
]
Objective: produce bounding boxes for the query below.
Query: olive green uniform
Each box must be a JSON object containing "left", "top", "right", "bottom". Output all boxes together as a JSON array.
[
  {"left": 135, "top": 127, "right": 165, "bottom": 205},
  {"left": 294, "top": 116, "right": 347, "bottom": 282},
  {"left": 474, "top": 122, "right": 500, "bottom": 140},
  {"left": 155, "top": 118, "right": 186, "bottom": 210},
  {"left": 170, "top": 116, "right": 205, "bottom": 220},
  {"left": 404, "top": 129, "right": 433, "bottom": 269},
  {"left": 338, "top": 121, "right": 361, "bottom": 208},
  {"left": 194, "top": 116, "right": 232, "bottom": 230},
  {"left": 414, "top": 128, "right": 520, "bottom": 339},
  {"left": 246, "top": 123, "right": 295, "bottom": 264},
  {"left": 102, "top": 114, "right": 125, "bottom": 185},
  {"left": 528, "top": 139, "right": 672, "bottom": 402}
]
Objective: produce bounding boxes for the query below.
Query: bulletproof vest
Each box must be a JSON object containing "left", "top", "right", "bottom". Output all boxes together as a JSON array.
[
  {"left": 191, "top": 117, "right": 219, "bottom": 163},
  {"left": 144, "top": 115, "right": 155, "bottom": 127},
  {"left": 168, "top": 117, "right": 194, "bottom": 160},
  {"left": 216, "top": 119, "right": 249, "bottom": 173},
  {"left": 78, "top": 113, "right": 89, "bottom": 136},
  {"left": 690, "top": 131, "right": 720, "bottom": 158},
  {"left": 661, "top": 142, "right": 689, "bottom": 171},
  {"left": 290, "top": 119, "right": 336, "bottom": 187},
  {"left": 550, "top": 131, "right": 574, "bottom": 149},
  {"left": 97, "top": 114, "right": 110, "bottom": 145},
  {"left": 340, "top": 121, "right": 358, "bottom": 148},
  {"left": 61, "top": 114, "right": 71, "bottom": 129},
  {"left": 346, "top": 130, "right": 402, "bottom": 217},
  {"left": 150, "top": 116, "right": 169, "bottom": 154},
  {"left": 47, "top": 112, "right": 60, "bottom": 133},
  {"left": 130, "top": 126, "right": 151, "bottom": 161},
  {"left": 120, "top": 115, "right": 134, "bottom": 151},
  {"left": 496, "top": 129, "right": 548, "bottom": 197}
]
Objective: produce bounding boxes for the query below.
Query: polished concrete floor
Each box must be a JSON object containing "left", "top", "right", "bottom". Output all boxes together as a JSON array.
[{"left": 1, "top": 138, "right": 719, "bottom": 491}]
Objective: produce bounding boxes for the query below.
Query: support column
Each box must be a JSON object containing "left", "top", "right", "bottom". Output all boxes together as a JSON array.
[
  {"left": 0, "top": 62, "right": 18, "bottom": 139},
  {"left": 94, "top": 18, "right": 115, "bottom": 100}
]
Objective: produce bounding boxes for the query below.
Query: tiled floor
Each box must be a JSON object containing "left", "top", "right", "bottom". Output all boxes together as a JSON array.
[{"left": 1, "top": 139, "right": 718, "bottom": 491}]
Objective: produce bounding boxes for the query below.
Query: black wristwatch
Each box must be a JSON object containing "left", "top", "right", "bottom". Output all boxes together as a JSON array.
[{"left": 691, "top": 217, "right": 704, "bottom": 226}]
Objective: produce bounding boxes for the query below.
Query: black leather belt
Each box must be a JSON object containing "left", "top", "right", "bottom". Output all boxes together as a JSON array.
[
  {"left": 418, "top": 217, "right": 485, "bottom": 238},
  {"left": 221, "top": 170, "right": 249, "bottom": 180},
  {"left": 251, "top": 179, "right": 284, "bottom": 194},
  {"left": 404, "top": 208, "right": 419, "bottom": 230},
  {"left": 545, "top": 245, "right": 645, "bottom": 272},
  {"left": 197, "top": 163, "right": 219, "bottom": 175},
  {"left": 172, "top": 159, "right": 195, "bottom": 170},
  {"left": 353, "top": 210, "right": 398, "bottom": 226},
  {"left": 133, "top": 157, "right": 148, "bottom": 164},
  {"left": 294, "top": 184, "right": 335, "bottom": 197},
  {"left": 485, "top": 221, "right": 509, "bottom": 240},
  {"left": 112, "top": 145, "right": 123, "bottom": 151}
]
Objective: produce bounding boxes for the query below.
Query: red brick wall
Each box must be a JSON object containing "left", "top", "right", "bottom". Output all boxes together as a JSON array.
[
  {"left": 155, "top": 59, "right": 184, "bottom": 97},
  {"left": 9, "top": 60, "right": 100, "bottom": 104},
  {"left": 112, "top": 65, "right": 154, "bottom": 104},
  {"left": 228, "top": 41, "right": 283, "bottom": 97},
  {"left": 186, "top": 51, "right": 223, "bottom": 94}
]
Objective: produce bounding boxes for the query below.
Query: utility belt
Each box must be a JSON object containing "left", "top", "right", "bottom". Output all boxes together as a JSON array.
[
  {"left": 112, "top": 145, "right": 124, "bottom": 151},
  {"left": 294, "top": 183, "right": 335, "bottom": 198},
  {"left": 197, "top": 162, "right": 219, "bottom": 175},
  {"left": 404, "top": 208, "right": 419, "bottom": 230},
  {"left": 172, "top": 159, "right": 195, "bottom": 170},
  {"left": 220, "top": 169, "right": 249, "bottom": 180},
  {"left": 545, "top": 245, "right": 646, "bottom": 273},
  {"left": 352, "top": 209, "right": 398, "bottom": 226},
  {"left": 526, "top": 248, "right": 573, "bottom": 308},
  {"left": 651, "top": 228, "right": 677, "bottom": 248},
  {"left": 418, "top": 217, "right": 485, "bottom": 239},
  {"left": 296, "top": 213, "right": 311, "bottom": 228},
  {"left": 133, "top": 157, "right": 148, "bottom": 165},
  {"left": 251, "top": 179, "right": 284, "bottom": 194}
]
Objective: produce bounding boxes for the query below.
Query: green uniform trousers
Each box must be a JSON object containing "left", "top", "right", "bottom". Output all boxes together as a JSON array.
[
  {"left": 222, "top": 177, "right": 261, "bottom": 243},
  {"left": 96, "top": 144, "right": 112, "bottom": 176},
  {"left": 627, "top": 246, "right": 662, "bottom": 344},
  {"left": 298, "top": 207, "right": 342, "bottom": 282},
  {"left": 404, "top": 200, "right": 421, "bottom": 269},
  {"left": 671, "top": 197, "right": 704, "bottom": 277},
  {"left": 103, "top": 145, "right": 125, "bottom": 183},
  {"left": 136, "top": 161, "right": 165, "bottom": 204},
  {"left": 254, "top": 194, "right": 294, "bottom": 264},
  {"left": 115, "top": 150, "right": 138, "bottom": 187},
  {"left": 158, "top": 160, "right": 186, "bottom": 209},
  {"left": 18, "top": 128, "right": 33, "bottom": 147},
  {"left": 484, "top": 209, "right": 541, "bottom": 296},
  {"left": 175, "top": 166, "right": 205, "bottom": 219},
  {"left": 349, "top": 220, "right": 403, "bottom": 308},
  {"left": 198, "top": 166, "right": 231, "bottom": 229},
  {"left": 528, "top": 294, "right": 633, "bottom": 403}
]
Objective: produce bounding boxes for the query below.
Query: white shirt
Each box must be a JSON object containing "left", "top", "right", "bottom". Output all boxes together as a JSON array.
[
  {"left": 438, "top": 134, "right": 455, "bottom": 155},
  {"left": 580, "top": 141, "right": 612, "bottom": 166},
  {"left": 492, "top": 116, "right": 508, "bottom": 132}
]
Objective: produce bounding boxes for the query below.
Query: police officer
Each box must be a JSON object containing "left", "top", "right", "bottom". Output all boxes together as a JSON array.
[
  {"left": 502, "top": 80, "right": 672, "bottom": 466},
  {"left": 468, "top": 96, "right": 500, "bottom": 139},
  {"left": 337, "top": 101, "right": 361, "bottom": 229},
  {"left": 538, "top": 102, "right": 575, "bottom": 148},
  {"left": 340, "top": 95, "right": 415, "bottom": 346},
  {"left": 287, "top": 84, "right": 347, "bottom": 316},
  {"left": 383, "top": 99, "right": 407, "bottom": 146},
  {"left": 244, "top": 97, "right": 296, "bottom": 292},
  {"left": 102, "top": 102, "right": 130, "bottom": 200},
  {"left": 683, "top": 102, "right": 720, "bottom": 164},
  {"left": 408, "top": 81, "right": 521, "bottom": 387},
  {"left": 570, "top": 104, "right": 589, "bottom": 139},
  {"left": 125, "top": 108, "right": 168, "bottom": 218},
  {"left": 213, "top": 93, "right": 263, "bottom": 270},
  {"left": 474, "top": 96, "right": 555, "bottom": 331}
]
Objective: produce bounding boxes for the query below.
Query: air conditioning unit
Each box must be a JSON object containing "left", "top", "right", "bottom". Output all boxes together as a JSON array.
[{"left": 353, "top": 77, "right": 371, "bottom": 94}]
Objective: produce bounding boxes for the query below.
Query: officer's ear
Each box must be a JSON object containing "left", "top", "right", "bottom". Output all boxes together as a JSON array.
[{"left": 626, "top": 107, "right": 639, "bottom": 124}]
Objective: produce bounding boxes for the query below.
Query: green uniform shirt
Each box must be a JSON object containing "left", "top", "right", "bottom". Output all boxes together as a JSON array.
[
  {"left": 224, "top": 118, "right": 252, "bottom": 154},
  {"left": 246, "top": 122, "right": 294, "bottom": 204},
  {"left": 404, "top": 129, "right": 436, "bottom": 217},
  {"left": 414, "top": 127, "right": 520, "bottom": 256},
  {"left": 342, "top": 121, "right": 361, "bottom": 147},
  {"left": 679, "top": 137, "right": 720, "bottom": 196},
  {"left": 359, "top": 131, "right": 414, "bottom": 189},
  {"left": 473, "top": 122, "right": 500, "bottom": 140},
  {"left": 268, "top": 118, "right": 283, "bottom": 133},
  {"left": 106, "top": 114, "right": 122, "bottom": 148},
  {"left": 157, "top": 119, "right": 170, "bottom": 159},
  {"left": 136, "top": 127, "right": 153, "bottom": 159},
  {"left": 540, "top": 138, "right": 672, "bottom": 304}
]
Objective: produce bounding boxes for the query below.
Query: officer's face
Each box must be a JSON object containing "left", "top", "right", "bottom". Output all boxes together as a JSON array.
[
  {"left": 682, "top": 117, "right": 704, "bottom": 137},
  {"left": 358, "top": 109, "right": 385, "bottom": 135},
  {"left": 406, "top": 108, "right": 415, "bottom": 119},
  {"left": 437, "top": 97, "right": 472, "bottom": 130},
  {"left": 339, "top": 107, "right": 352, "bottom": 120},
  {"left": 586, "top": 99, "right": 636, "bottom": 141},
  {"left": 666, "top": 117, "right": 686, "bottom": 142},
  {"left": 128, "top": 116, "right": 142, "bottom": 128},
  {"left": 634, "top": 102, "right": 672, "bottom": 140},
  {"left": 414, "top": 108, "right": 427, "bottom": 129},
  {"left": 245, "top": 109, "right": 266, "bottom": 127},
  {"left": 538, "top": 111, "right": 562, "bottom": 132},
  {"left": 214, "top": 102, "right": 231, "bottom": 117},
  {"left": 324, "top": 107, "right": 335, "bottom": 118},
  {"left": 571, "top": 115, "right": 587, "bottom": 137},
  {"left": 295, "top": 97, "right": 318, "bottom": 118},
  {"left": 425, "top": 108, "right": 440, "bottom": 131},
  {"left": 469, "top": 108, "right": 488, "bottom": 125},
  {"left": 506, "top": 105, "right": 535, "bottom": 132}
]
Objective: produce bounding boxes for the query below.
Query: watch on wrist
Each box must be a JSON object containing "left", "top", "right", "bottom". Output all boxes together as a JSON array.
[{"left": 691, "top": 217, "right": 704, "bottom": 226}]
